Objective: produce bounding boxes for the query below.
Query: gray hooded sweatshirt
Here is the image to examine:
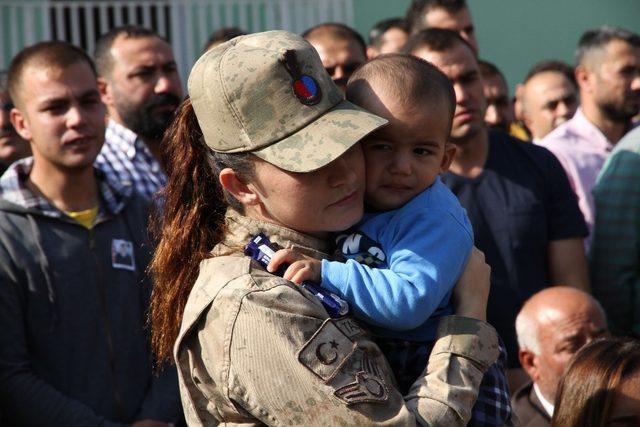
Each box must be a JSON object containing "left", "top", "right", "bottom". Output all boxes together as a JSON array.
[{"left": 0, "top": 159, "right": 181, "bottom": 426}]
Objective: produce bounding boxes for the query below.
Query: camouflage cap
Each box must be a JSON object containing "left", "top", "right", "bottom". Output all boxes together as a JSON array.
[{"left": 189, "top": 30, "right": 387, "bottom": 172}]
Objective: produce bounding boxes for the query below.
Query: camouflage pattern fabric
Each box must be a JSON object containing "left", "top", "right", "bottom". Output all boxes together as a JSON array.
[
  {"left": 188, "top": 30, "right": 388, "bottom": 173},
  {"left": 173, "top": 208, "right": 502, "bottom": 426},
  {"left": 334, "top": 229, "right": 515, "bottom": 425}
]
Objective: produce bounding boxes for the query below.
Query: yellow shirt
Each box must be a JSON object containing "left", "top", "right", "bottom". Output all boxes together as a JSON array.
[
  {"left": 509, "top": 122, "right": 531, "bottom": 141},
  {"left": 65, "top": 206, "right": 99, "bottom": 229}
]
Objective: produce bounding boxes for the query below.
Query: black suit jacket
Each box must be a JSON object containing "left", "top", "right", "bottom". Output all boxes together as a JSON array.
[{"left": 511, "top": 382, "right": 552, "bottom": 427}]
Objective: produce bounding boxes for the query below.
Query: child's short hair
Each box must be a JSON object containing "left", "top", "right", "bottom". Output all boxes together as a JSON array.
[
  {"left": 346, "top": 53, "right": 456, "bottom": 130},
  {"left": 8, "top": 41, "right": 96, "bottom": 108}
]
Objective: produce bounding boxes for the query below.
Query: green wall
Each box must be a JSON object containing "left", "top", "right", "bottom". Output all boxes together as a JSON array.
[
  {"left": 352, "top": 0, "right": 410, "bottom": 35},
  {"left": 352, "top": 0, "right": 640, "bottom": 92}
]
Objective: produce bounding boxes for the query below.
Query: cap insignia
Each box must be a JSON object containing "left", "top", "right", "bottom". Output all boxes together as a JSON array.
[{"left": 282, "top": 50, "right": 322, "bottom": 106}]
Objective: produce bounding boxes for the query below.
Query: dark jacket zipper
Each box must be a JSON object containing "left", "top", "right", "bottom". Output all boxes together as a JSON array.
[{"left": 89, "top": 226, "right": 126, "bottom": 420}]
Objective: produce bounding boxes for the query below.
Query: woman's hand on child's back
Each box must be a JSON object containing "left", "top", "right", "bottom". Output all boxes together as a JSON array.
[
  {"left": 452, "top": 247, "right": 491, "bottom": 321},
  {"left": 267, "top": 249, "right": 322, "bottom": 284}
]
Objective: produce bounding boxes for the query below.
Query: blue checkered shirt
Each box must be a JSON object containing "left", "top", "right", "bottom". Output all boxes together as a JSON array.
[
  {"left": 468, "top": 339, "right": 514, "bottom": 426},
  {"left": 95, "top": 120, "right": 166, "bottom": 201}
]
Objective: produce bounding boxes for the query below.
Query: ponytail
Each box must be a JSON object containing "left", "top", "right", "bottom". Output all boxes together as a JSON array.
[{"left": 149, "top": 97, "right": 253, "bottom": 365}]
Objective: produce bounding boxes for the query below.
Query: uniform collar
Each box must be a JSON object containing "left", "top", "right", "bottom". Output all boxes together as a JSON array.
[{"left": 213, "top": 208, "right": 333, "bottom": 259}]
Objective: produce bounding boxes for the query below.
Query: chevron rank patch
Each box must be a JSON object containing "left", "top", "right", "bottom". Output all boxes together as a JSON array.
[{"left": 334, "top": 371, "right": 389, "bottom": 405}]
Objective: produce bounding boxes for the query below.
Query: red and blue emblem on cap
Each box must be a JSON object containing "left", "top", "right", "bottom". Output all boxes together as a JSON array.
[
  {"left": 282, "top": 50, "right": 322, "bottom": 106},
  {"left": 293, "top": 76, "right": 320, "bottom": 104}
]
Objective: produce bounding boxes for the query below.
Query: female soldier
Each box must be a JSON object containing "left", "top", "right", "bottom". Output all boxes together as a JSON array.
[{"left": 150, "top": 30, "right": 500, "bottom": 426}]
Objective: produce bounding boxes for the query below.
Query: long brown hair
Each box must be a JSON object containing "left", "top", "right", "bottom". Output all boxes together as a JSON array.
[
  {"left": 149, "top": 97, "right": 254, "bottom": 365},
  {"left": 552, "top": 337, "right": 640, "bottom": 427}
]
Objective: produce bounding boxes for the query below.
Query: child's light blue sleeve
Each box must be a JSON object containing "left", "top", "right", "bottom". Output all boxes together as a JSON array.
[{"left": 321, "top": 210, "right": 473, "bottom": 331}]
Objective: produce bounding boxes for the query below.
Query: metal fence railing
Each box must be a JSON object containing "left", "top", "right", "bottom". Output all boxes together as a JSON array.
[{"left": 0, "top": 0, "right": 355, "bottom": 84}]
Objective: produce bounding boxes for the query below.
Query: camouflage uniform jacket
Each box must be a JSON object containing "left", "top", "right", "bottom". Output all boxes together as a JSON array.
[{"left": 174, "top": 209, "right": 500, "bottom": 426}]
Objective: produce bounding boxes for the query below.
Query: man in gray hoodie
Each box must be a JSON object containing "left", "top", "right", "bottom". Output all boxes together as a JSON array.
[{"left": 0, "top": 41, "right": 181, "bottom": 426}]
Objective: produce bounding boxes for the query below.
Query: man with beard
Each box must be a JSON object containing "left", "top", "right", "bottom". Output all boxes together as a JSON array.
[
  {"left": 94, "top": 26, "right": 183, "bottom": 200},
  {"left": 538, "top": 27, "right": 640, "bottom": 248},
  {"left": 0, "top": 71, "right": 30, "bottom": 174}
]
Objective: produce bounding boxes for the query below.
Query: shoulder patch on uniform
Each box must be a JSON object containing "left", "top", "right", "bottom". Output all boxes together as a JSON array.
[
  {"left": 333, "top": 317, "right": 367, "bottom": 340},
  {"left": 361, "top": 350, "right": 384, "bottom": 379},
  {"left": 297, "top": 318, "right": 357, "bottom": 383},
  {"left": 334, "top": 371, "right": 389, "bottom": 405}
]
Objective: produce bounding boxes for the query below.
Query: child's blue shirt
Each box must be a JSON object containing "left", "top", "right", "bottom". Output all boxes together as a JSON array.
[{"left": 321, "top": 176, "right": 474, "bottom": 341}]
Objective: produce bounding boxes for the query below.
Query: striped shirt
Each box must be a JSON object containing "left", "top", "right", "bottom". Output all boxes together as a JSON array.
[
  {"left": 590, "top": 125, "right": 640, "bottom": 336},
  {"left": 95, "top": 120, "right": 166, "bottom": 201}
]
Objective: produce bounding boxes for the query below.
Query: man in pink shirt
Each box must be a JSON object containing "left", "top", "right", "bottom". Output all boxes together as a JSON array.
[{"left": 537, "top": 26, "right": 640, "bottom": 247}]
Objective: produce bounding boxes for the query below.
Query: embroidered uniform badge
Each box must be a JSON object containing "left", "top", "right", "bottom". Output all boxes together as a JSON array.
[
  {"left": 298, "top": 318, "right": 389, "bottom": 406},
  {"left": 298, "top": 318, "right": 356, "bottom": 382},
  {"left": 334, "top": 371, "right": 389, "bottom": 405},
  {"left": 282, "top": 50, "right": 322, "bottom": 105},
  {"left": 333, "top": 350, "right": 388, "bottom": 405}
]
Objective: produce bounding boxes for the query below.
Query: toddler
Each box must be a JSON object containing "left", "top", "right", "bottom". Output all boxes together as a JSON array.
[{"left": 270, "top": 54, "right": 512, "bottom": 426}]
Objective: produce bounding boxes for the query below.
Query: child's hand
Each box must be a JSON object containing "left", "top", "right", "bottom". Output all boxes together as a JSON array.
[
  {"left": 267, "top": 249, "right": 322, "bottom": 284},
  {"left": 283, "top": 259, "right": 322, "bottom": 284}
]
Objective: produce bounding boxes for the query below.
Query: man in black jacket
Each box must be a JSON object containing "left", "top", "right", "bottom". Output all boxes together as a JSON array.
[{"left": 0, "top": 41, "right": 181, "bottom": 426}]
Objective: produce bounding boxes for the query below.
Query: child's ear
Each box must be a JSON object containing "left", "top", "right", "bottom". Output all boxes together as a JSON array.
[{"left": 439, "top": 143, "right": 457, "bottom": 173}]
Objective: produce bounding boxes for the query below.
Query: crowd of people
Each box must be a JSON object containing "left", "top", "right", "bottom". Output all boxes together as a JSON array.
[{"left": 0, "top": 0, "right": 639, "bottom": 425}]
